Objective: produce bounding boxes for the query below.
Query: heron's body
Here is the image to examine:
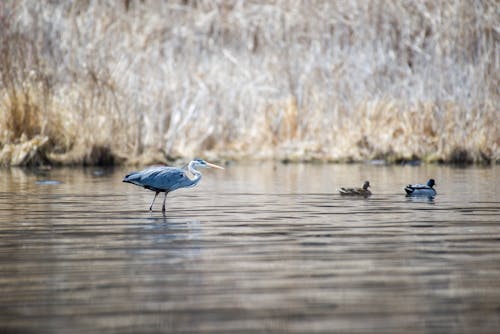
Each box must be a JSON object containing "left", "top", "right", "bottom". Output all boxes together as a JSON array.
[
  {"left": 404, "top": 179, "right": 436, "bottom": 197},
  {"left": 123, "top": 159, "right": 223, "bottom": 212},
  {"left": 338, "top": 181, "right": 371, "bottom": 197},
  {"left": 124, "top": 166, "right": 200, "bottom": 192}
]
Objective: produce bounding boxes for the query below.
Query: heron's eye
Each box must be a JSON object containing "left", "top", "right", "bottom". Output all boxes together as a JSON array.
[{"left": 178, "top": 173, "right": 183, "bottom": 178}]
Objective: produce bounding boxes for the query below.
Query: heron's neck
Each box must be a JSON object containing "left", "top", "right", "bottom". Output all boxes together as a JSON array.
[{"left": 187, "top": 161, "right": 202, "bottom": 185}]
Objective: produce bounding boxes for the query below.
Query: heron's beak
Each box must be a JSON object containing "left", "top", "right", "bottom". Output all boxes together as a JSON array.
[{"left": 206, "top": 161, "right": 224, "bottom": 170}]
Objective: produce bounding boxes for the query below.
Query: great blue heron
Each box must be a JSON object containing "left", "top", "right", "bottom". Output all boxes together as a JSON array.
[
  {"left": 338, "top": 181, "right": 371, "bottom": 197},
  {"left": 404, "top": 179, "right": 436, "bottom": 197},
  {"left": 123, "top": 159, "right": 224, "bottom": 212}
]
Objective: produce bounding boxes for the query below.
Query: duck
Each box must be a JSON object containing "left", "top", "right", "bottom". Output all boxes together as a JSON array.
[
  {"left": 404, "top": 179, "right": 436, "bottom": 197},
  {"left": 338, "top": 181, "right": 372, "bottom": 197}
]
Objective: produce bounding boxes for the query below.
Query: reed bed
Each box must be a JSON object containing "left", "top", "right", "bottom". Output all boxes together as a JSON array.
[{"left": 0, "top": 0, "right": 498, "bottom": 166}]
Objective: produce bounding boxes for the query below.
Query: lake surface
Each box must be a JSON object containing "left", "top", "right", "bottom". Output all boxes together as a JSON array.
[{"left": 1, "top": 163, "right": 499, "bottom": 333}]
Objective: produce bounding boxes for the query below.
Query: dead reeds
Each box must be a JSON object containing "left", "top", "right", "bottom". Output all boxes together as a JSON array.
[{"left": 0, "top": 0, "right": 498, "bottom": 166}]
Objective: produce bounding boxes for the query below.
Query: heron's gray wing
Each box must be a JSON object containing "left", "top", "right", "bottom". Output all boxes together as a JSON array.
[{"left": 139, "top": 166, "right": 194, "bottom": 192}]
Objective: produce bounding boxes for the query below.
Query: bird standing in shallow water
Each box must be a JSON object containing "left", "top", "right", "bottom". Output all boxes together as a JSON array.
[
  {"left": 123, "top": 159, "right": 224, "bottom": 212},
  {"left": 404, "top": 179, "right": 436, "bottom": 197},
  {"left": 338, "top": 181, "right": 372, "bottom": 197}
]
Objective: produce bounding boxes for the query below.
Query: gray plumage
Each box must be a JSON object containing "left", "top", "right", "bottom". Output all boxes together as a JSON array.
[
  {"left": 123, "top": 159, "right": 224, "bottom": 212},
  {"left": 404, "top": 179, "right": 436, "bottom": 197},
  {"left": 124, "top": 166, "right": 198, "bottom": 192}
]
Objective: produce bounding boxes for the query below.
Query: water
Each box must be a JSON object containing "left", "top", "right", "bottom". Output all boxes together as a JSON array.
[{"left": 1, "top": 163, "right": 499, "bottom": 333}]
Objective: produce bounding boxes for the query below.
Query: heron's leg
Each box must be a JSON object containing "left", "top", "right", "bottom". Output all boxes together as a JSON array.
[
  {"left": 149, "top": 192, "right": 159, "bottom": 211},
  {"left": 162, "top": 193, "right": 168, "bottom": 212}
]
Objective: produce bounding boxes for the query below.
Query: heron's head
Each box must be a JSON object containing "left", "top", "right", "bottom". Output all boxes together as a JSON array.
[
  {"left": 427, "top": 179, "right": 436, "bottom": 187},
  {"left": 192, "top": 159, "right": 224, "bottom": 170},
  {"left": 362, "top": 181, "right": 370, "bottom": 189}
]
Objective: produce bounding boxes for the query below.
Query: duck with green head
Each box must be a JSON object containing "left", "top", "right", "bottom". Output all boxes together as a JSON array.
[{"left": 404, "top": 179, "right": 436, "bottom": 197}]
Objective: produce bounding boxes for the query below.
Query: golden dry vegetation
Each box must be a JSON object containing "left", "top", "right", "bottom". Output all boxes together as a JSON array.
[{"left": 0, "top": 0, "right": 498, "bottom": 166}]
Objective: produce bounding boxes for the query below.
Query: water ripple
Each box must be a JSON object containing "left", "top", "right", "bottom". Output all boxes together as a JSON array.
[{"left": 0, "top": 164, "right": 499, "bottom": 333}]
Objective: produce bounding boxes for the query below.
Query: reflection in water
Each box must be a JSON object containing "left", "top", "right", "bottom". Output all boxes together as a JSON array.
[
  {"left": 405, "top": 195, "right": 435, "bottom": 204},
  {"left": 35, "top": 180, "right": 64, "bottom": 185},
  {"left": 0, "top": 164, "right": 499, "bottom": 333}
]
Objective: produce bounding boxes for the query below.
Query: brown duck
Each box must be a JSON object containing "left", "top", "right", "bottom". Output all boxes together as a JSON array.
[{"left": 338, "top": 181, "right": 372, "bottom": 197}]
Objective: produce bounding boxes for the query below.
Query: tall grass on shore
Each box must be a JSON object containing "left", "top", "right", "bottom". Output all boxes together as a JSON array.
[{"left": 0, "top": 0, "right": 498, "bottom": 166}]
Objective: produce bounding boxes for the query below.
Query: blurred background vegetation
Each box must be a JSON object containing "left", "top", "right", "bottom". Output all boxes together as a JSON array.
[{"left": 0, "top": 0, "right": 498, "bottom": 166}]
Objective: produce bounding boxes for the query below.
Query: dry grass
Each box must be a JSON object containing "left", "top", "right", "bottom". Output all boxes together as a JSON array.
[{"left": 0, "top": 0, "right": 498, "bottom": 166}]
